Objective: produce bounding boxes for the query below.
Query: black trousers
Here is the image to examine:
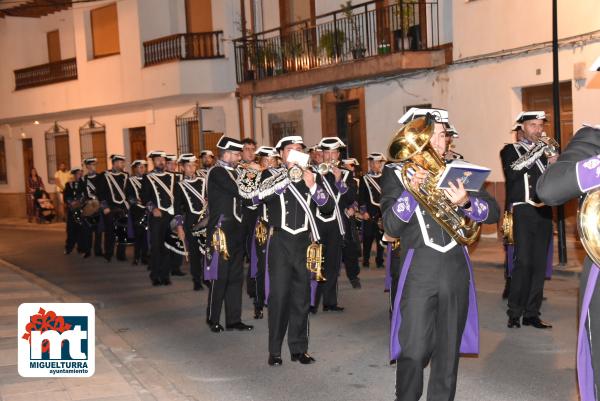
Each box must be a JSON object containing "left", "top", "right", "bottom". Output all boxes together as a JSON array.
[
  {"left": 395, "top": 246, "right": 469, "bottom": 401},
  {"left": 507, "top": 204, "right": 552, "bottom": 319},
  {"left": 267, "top": 230, "right": 311, "bottom": 355},
  {"left": 206, "top": 229, "right": 244, "bottom": 326},
  {"left": 243, "top": 211, "right": 259, "bottom": 298},
  {"left": 103, "top": 210, "right": 126, "bottom": 260},
  {"left": 185, "top": 227, "right": 204, "bottom": 284},
  {"left": 581, "top": 259, "right": 600, "bottom": 392},
  {"left": 149, "top": 213, "right": 172, "bottom": 281},
  {"left": 362, "top": 218, "right": 384, "bottom": 266},
  {"left": 65, "top": 211, "right": 81, "bottom": 252},
  {"left": 133, "top": 224, "right": 148, "bottom": 262},
  {"left": 343, "top": 218, "right": 361, "bottom": 282},
  {"left": 254, "top": 239, "right": 267, "bottom": 309},
  {"left": 315, "top": 221, "right": 343, "bottom": 308},
  {"left": 169, "top": 251, "right": 183, "bottom": 273},
  {"left": 80, "top": 218, "right": 103, "bottom": 255}
]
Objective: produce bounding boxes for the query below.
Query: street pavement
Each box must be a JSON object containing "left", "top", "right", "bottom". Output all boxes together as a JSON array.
[{"left": 0, "top": 221, "right": 584, "bottom": 401}]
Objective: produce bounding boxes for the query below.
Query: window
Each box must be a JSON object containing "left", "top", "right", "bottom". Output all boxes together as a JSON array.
[
  {"left": 47, "top": 30, "right": 61, "bottom": 63},
  {"left": 0, "top": 136, "right": 7, "bottom": 184},
  {"left": 45, "top": 123, "right": 71, "bottom": 183},
  {"left": 80, "top": 119, "right": 107, "bottom": 172},
  {"left": 175, "top": 106, "right": 223, "bottom": 156},
  {"left": 91, "top": 3, "right": 120, "bottom": 58}
]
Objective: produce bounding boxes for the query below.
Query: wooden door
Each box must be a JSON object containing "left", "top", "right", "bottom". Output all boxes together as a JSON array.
[
  {"left": 54, "top": 135, "right": 70, "bottom": 170},
  {"left": 47, "top": 30, "right": 61, "bottom": 63},
  {"left": 129, "top": 127, "right": 147, "bottom": 162},
  {"left": 336, "top": 101, "right": 363, "bottom": 163},
  {"left": 522, "top": 81, "right": 575, "bottom": 229},
  {"left": 186, "top": 0, "right": 212, "bottom": 32},
  {"left": 22, "top": 139, "right": 34, "bottom": 187},
  {"left": 92, "top": 131, "right": 107, "bottom": 173}
]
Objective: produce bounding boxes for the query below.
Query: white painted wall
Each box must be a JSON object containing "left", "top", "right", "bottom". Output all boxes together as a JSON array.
[
  {"left": 0, "top": 95, "right": 238, "bottom": 194},
  {"left": 453, "top": 0, "right": 600, "bottom": 60},
  {"left": 0, "top": 0, "right": 240, "bottom": 123}
]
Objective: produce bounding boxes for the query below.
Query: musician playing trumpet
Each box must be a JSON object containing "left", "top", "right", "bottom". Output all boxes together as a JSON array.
[
  {"left": 500, "top": 111, "right": 557, "bottom": 330},
  {"left": 382, "top": 109, "right": 499, "bottom": 401},
  {"left": 241, "top": 135, "right": 335, "bottom": 366}
]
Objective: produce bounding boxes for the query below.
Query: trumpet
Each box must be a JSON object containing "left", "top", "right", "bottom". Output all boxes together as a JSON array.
[
  {"left": 306, "top": 242, "right": 326, "bottom": 282},
  {"left": 317, "top": 160, "right": 340, "bottom": 175}
]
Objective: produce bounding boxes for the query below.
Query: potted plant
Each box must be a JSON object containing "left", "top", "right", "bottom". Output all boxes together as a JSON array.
[
  {"left": 319, "top": 29, "right": 345, "bottom": 59},
  {"left": 262, "top": 45, "right": 280, "bottom": 77},
  {"left": 282, "top": 36, "right": 304, "bottom": 72},
  {"left": 340, "top": 1, "right": 366, "bottom": 59}
]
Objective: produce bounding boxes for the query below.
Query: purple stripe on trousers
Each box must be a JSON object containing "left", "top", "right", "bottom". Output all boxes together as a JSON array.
[
  {"left": 264, "top": 233, "right": 272, "bottom": 303},
  {"left": 578, "top": 263, "right": 599, "bottom": 401}
]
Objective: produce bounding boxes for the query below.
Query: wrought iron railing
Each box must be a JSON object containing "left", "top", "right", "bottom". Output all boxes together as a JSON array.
[
  {"left": 143, "top": 31, "right": 224, "bottom": 66},
  {"left": 14, "top": 58, "right": 78, "bottom": 90},
  {"left": 233, "top": 0, "right": 440, "bottom": 84}
]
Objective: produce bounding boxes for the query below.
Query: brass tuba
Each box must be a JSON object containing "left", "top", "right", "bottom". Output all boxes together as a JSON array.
[
  {"left": 387, "top": 115, "right": 481, "bottom": 246},
  {"left": 578, "top": 189, "right": 600, "bottom": 266},
  {"left": 306, "top": 242, "right": 326, "bottom": 282},
  {"left": 211, "top": 226, "right": 230, "bottom": 260}
]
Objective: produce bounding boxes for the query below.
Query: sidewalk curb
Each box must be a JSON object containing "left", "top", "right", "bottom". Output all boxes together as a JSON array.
[
  {"left": 0, "top": 223, "right": 64, "bottom": 232},
  {"left": 0, "top": 257, "right": 192, "bottom": 401}
]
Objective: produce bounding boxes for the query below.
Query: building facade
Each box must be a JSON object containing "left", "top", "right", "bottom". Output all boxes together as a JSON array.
[{"left": 1, "top": 0, "right": 599, "bottom": 219}]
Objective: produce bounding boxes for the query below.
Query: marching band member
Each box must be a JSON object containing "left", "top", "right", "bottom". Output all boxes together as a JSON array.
[
  {"left": 309, "top": 145, "right": 323, "bottom": 167},
  {"left": 383, "top": 111, "right": 499, "bottom": 401},
  {"left": 173, "top": 154, "right": 208, "bottom": 291},
  {"left": 205, "top": 136, "right": 254, "bottom": 333},
  {"left": 126, "top": 160, "right": 149, "bottom": 266},
  {"left": 97, "top": 154, "right": 129, "bottom": 263},
  {"left": 536, "top": 124, "right": 600, "bottom": 401},
  {"left": 359, "top": 152, "right": 386, "bottom": 269},
  {"left": 197, "top": 150, "right": 215, "bottom": 178},
  {"left": 63, "top": 167, "right": 84, "bottom": 255},
  {"left": 240, "top": 138, "right": 260, "bottom": 299},
  {"left": 166, "top": 154, "right": 186, "bottom": 277},
  {"left": 311, "top": 137, "right": 352, "bottom": 313},
  {"left": 250, "top": 146, "right": 279, "bottom": 319},
  {"left": 246, "top": 135, "right": 334, "bottom": 366},
  {"left": 80, "top": 158, "right": 103, "bottom": 258},
  {"left": 500, "top": 111, "right": 557, "bottom": 329},
  {"left": 341, "top": 158, "right": 362, "bottom": 289},
  {"left": 142, "top": 150, "right": 176, "bottom": 286}
]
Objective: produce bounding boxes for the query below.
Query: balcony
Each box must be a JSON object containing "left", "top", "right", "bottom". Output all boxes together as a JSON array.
[
  {"left": 233, "top": 0, "right": 448, "bottom": 95},
  {"left": 14, "top": 58, "right": 78, "bottom": 90},
  {"left": 143, "top": 31, "right": 224, "bottom": 67}
]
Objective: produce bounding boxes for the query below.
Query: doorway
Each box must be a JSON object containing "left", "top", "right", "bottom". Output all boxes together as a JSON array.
[
  {"left": 128, "top": 127, "right": 147, "bottom": 162},
  {"left": 336, "top": 100, "right": 363, "bottom": 162},
  {"left": 522, "top": 81, "right": 575, "bottom": 229},
  {"left": 47, "top": 30, "right": 61, "bottom": 63}
]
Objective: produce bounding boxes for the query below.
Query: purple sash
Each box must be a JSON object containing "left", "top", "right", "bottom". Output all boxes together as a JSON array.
[
  {"left": 506, "top": 244, "right": 514, "bottom": 276},
  {"left": 578, "top": 263, "right": 599, "bottom": 401},
  {"left": 310, "top": 279, "right": 318, "bottom": 307},
  {"left": 390, "top": 247, "right": 479, "bottom": 361},
  {"left": 384, "top": 243, "right": 392, "bottom": 291}
]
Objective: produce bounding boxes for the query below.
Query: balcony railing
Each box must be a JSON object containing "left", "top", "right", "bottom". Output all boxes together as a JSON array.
[
  {"left": 143, "top": 31, "right": 224, "bottom": 66},
  {"left": 233, "top": 0, "right": 440, "bottom": 84},
  {"left": 14, "top": 58, "right": 78, "bottom": 90}
]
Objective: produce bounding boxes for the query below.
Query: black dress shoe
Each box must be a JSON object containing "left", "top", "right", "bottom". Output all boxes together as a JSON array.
[
  {"left": 226, "top": 322, "right": 254, "bottom": 331},
  {"left": 268, "top": 354, "right": 282, "bottom": 366},
  {"left": 323, "top": 305, "right": 345, "bottom": 312},
  {"left": 162, "top": 279, "right": 172, "bottom": 286},
  {"left": 522, "top": 317, "right": 552, "bottom": 329},
  {"left": 350, "top": 279, "right": 361, "bottom": 289},
  {"left": 193, "top": 281, "right": 204, "bottom": 291},
  {"left": 254, "top": 306, "right": 264, "bottom": 319},
  {"left": 172, "top": 270, "right": 186, "bottom": 277},
  {"left": 507, "top": 317, "right": 521, "bottom": 328},
  {"left": 309, "top": 306, "right": 317, "bottom": 315},
  {"left": 132, "top": 258, "right": 139, "bottom": 266},
  {"left": 64, "top": 249, "right": 72, "bottom": 255},
  {"left": 151, "top": 279, "right": 162, "bottom": 286},
  {"left": 83, "top": 252, "right": 91, "bottom": 259},
  {"left": 210, "top": 323, "right": 225, "bottom": 333},
  {"left": 291, "top": 353, "right": 315, "bottom": 364}
]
